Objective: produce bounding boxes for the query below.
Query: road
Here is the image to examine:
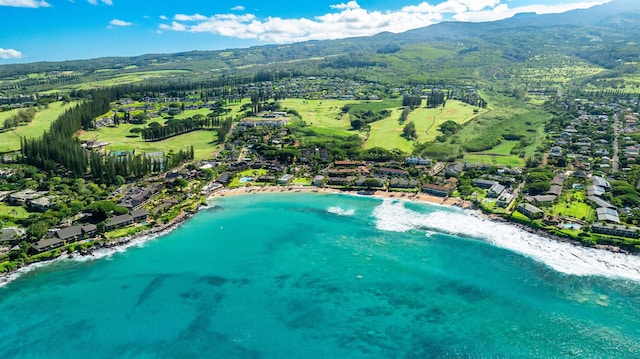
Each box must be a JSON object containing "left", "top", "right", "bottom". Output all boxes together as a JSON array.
[{"left": 612, "top": 113, "right": 620, "bottom": 173}]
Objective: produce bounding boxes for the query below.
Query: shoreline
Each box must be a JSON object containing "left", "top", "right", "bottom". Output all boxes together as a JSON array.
[{"left": 0, "top": 185, "right": 634, "bottom": 286}]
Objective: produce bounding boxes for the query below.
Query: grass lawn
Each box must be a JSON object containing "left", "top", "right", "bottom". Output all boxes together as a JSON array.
[
  {"left": 463, "top": 154, "right": 525, "bottom": 167},
  {"left": 78, "top": 125, "right": 218, "bottom": 160},
  {"left": 0, "top": 203, "right": 30, "bottom": 219},
  {"left": 0, "top": 101, "right": 80, "bottom": 152},
  {"left": 229, "top": 169, "right": 269, "bottom": 188},
  {"left": 551, "top": 192, "right": 595, "bottom": 221}
]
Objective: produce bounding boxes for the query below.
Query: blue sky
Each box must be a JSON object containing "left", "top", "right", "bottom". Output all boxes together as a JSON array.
[{"left": 0, "top": 0, "right": 611, "bottom": 64}]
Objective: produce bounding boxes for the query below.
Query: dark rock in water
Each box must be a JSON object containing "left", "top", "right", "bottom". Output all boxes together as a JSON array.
[
  {"left": 204, "top": 205, "right": 223, "bottom": 212},
  {"left": 200, "top": 275, "right": 228, "bottom": 287}
]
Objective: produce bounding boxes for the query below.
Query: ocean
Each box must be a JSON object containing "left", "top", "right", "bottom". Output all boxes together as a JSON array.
[{"left": 1, "top": 192, "right": 640, "bottom": 358}]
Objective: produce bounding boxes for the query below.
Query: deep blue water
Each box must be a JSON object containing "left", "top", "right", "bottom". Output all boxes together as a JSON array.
[{"left": 2, "top": 193, "right": 640, "bottom": 358}]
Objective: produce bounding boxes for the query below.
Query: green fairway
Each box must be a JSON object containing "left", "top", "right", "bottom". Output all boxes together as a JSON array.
[
  {"left": 78, "top": 125, "right": 218, "bottom": 161},
  {"left": 0, "top": 101, "right": 80, "bottom": 152},
  {"left": 462, "top": 140, "right": 526, "bottom": 166},
  {"left": 365, "top": 107, "right": 413, "bottom": 152},
  {"left": 280, "top": 99, "right": 354, "bottom": 133},
  {"left": 410, "top": 100, "right": 484, "bottom": 142},
  {"left": 365, "top": 100, "right": 485, "bottom": 151},
  {"left": 50, "top": 70, "right": 191, "bottom": 91}
]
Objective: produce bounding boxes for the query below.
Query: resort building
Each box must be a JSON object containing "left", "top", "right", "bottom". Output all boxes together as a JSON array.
[
  {"left": 473, "top": 179, "right": 498, "bottom": 189},
  {"left": 592, "top": 223, "right": 640, "bottom": 238},
  {"left": 517, "top": 203, "right": 544, "bottom": 219},
  {"left": 278, "top": 174, "right": 294, "bottom": 185},
  {"left": 421, "top": 183, "right": 451, "bottom": 197},
  {"left": 596, "top": 207, "right": 621, "bottom": 224},
  {"left": 587, "top": 196, "right": 617, "bottom": 210},
  {"left": 592, "top": 176, "right": 610, "bottom": 189},
  {"left": 32, "top": 237, "right": 65, "bottom": 253}
]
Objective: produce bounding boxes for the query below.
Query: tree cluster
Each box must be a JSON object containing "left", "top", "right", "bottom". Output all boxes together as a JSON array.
[{"left": 3, "top": 107, "right": 36, "bottom": 130}]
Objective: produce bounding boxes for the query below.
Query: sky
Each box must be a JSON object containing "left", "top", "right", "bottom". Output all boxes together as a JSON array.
[{"left": 0, "top": 0, "right": 612, "bottom": 64}]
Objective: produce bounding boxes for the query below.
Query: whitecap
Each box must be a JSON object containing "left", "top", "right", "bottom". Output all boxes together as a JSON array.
[
  {"left": 327, "top": 206, "right": 355, "bottom": 216},
  {"left": 370, "top": 199, "right": 640, "bottom": 281}
]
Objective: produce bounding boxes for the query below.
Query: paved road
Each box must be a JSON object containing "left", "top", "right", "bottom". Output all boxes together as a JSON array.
[{"left": 612, "top": 113, "right": 620, "bottom": 173}]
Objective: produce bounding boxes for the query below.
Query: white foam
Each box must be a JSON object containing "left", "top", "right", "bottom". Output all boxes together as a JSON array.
[
  {"left": 0, "top": 223, "right": 178, "bottom": 287},
  {"left": 371, "top": 199, "right": 640, "bottom": 281},
  {"left": 327, "top": 206, "right": 355, "bottom": 216}
]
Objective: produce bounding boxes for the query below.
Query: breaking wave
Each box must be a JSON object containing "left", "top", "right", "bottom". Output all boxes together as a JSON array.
[
  {"left": 327, "top": 206, "right": 355, "bottom": 216},
  {"left": 371, "top": 199, "right": 640, "bottom": 281}
]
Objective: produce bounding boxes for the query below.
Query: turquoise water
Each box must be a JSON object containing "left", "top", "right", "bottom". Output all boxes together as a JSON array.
[{"left": 2, "top": 193, "right": 640, "bottom": 358}]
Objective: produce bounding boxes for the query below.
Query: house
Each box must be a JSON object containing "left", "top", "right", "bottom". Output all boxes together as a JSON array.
[
  {"left": 327, "top": 169, "right": 357, "bottom": 177},
  {"left": 355, "top": 177, "right": 385, "bottom": 188},
  {"left": 334, "top": 160, "right": 363, "bottom": 167},
  {"left": 592, "top": 176, "right": 610, "bottom": 189},
  {"left": 389, "top": 178, "right": 420, "bottom": 189},
  {"left": 497, "top": 192, "right": 514, "bottom": 208},
  {"left": 422, "top": 183, "right": 451, "bottom": 197},
  {"left": 586, "top": 185, "right": 605, "bottom": 197},
  {"left": 376, "top": 167, "right": 409, "bottom": 177},
  {"left": 105, "top": 214, "right": 134, "bottom": 231},
  {"left": 278, "top": 174, "right": 294, "bottom": 185},
  {"left": 445, "top": 162, "right": 464, "bottom": 177},
  {"left": 526, "top": 195, "right": 557, "bottom": 204},
  {"left": 30, "top": 196, "right": 54, "bottom": 211},
  {"left": 9, "top": 189, "right": 45, "bottom": 205},
  {"left": 405, "top": 157, "right": 431, "bottom": 166},
  {"left": 586, "top": 196, "right": 617, "bottom": 210},
  {"left": 82, "top": 224, "right": 98, "bottom": 237},
  {"left": 473, "top": 179, "right": 498, "bottom": 189},
  {"left": 131, "top": 209, "right": 150, "bottom": 223},
  {"left": 549, "top": 146, "right": 562, "bottom": 157},
  {"left": 32, "top": 237, "right": 65, "bottom": 253},
  {"left": 547, "top": 185, "right": 563, "bottom": 197},
  {"left": 596, "top": 207, "right": 621, "bottom": 224},
  {"left": 488, "top": 183, "right": 506, "bottom": 198},
  {"left": 215, "top": 172, "right": 231, "bottom": 185},
  {"left": 592, "top": 223, "right": 640, "bottom": 238},
  {"left": 327, "top": 176, "right": 355, "bottom": 186},
  {"left": 55, "top": 225, "right": 83, "bottom": 242},
  {"left": 257, "top": 175, "right": 276, "bottom": 183},
  {"left": 517, "top": 203, "right": 544, "bottom": 219},
  {"left": 312, "top": 175, "right": 326, "bottom": 186},
  {"left": 0, "top": 227, "right": 24, "bottom": 244}
]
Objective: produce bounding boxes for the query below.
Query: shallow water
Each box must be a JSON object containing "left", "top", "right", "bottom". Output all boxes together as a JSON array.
[{"left": 2, "top": 193, "right": 640, "bottom": 358}]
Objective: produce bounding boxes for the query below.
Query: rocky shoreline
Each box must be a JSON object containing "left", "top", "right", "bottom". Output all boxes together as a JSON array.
[{"left": 1, "top": 187, "right": 637, "bottom": 286}]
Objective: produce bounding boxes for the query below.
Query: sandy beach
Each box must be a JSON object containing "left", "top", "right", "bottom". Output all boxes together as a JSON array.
[{"left": 207, "top": 185, "right": 475, "bottom": 210}]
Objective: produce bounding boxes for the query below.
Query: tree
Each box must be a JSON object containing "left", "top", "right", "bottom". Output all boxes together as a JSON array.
[
  {"left": 26, "top": 222, "right": 49, "bottom": 242},
  {"left": 403, "top": 121, "right": 417, "bottom": 140}
]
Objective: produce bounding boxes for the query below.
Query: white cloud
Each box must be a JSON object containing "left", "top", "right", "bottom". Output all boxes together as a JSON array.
[
  {"left": 158, "top": 0, "right": 612, "bottom": 44},
  {"left": 231, "top": 5, "right": 245, "bottom": 11},
  {"left": 453, "top": 0, "right": 611, "bottom": 22},
  {"left": 159, "top": 15, "right": 168, "bottom": 20},
  {"left": 0, "top": 48, "right": 23, "bottom": 59},
  {"left": 88, "top": 0, "right": 112, "bottom": 5},
  {"left": 109, "top": 19, "right": 132, "bottom": 27},
  {"left": 330, "top": 1, "right": 360, "bottom": 10},
  {"left": 0, "top": 0, "right": 50, "bottom": 7}
]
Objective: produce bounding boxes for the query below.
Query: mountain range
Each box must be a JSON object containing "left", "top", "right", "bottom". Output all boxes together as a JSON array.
[{"left": 1, "top": 0, "right": 639, "bottom": 88}]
